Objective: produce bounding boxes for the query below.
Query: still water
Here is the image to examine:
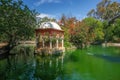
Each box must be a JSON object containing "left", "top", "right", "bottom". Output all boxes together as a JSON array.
[{"left": 0, "top": 45, "right": 120, "bottom": 80}]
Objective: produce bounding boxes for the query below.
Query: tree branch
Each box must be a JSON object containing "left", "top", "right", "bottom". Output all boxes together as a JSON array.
[{"left": 108, "top": 14, "right": 120, "bottom": 25}]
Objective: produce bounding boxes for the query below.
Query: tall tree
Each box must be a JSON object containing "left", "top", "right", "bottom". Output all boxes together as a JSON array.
[
  {"left": 0, "top": 0, "right": 36, "bottom": 53},
  {"left": 83, "top": 17, "right": 104, "bottom": 42},
  {"left": 112, "top": 19, "right": 120, "bottom": 42},
  {"left": 88, "top": 0, "right": 120, "bottom": 22},
  {"left": 70, "top": 17, "right": 104, "bottom": 48},
  {"left": 87, "top": 0, "right": 120, "bottom": 42},
  {"left": 59, "top": 15, "right": 77, "bottom": 47}
]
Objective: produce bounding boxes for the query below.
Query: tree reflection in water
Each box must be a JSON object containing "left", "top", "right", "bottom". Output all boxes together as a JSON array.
[
  {"left": 0, "top": 46, "right": 35, "bottom": 80},
  {"left": 34, "top": 55, "right": 64, "bottom": 80},
  {"left": 0, "top": 46, "right": 64, "bottom": 80}
]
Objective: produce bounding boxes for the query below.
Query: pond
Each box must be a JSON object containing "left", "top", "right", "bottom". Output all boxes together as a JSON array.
[{"left": 0, "top": 45, "right": 120, "bottom": 80}]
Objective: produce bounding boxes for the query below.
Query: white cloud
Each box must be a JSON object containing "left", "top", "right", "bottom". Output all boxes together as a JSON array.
[
  {"left": 36, "top": 13, "right": 55, "bottom": 18},
  {"left": 34, "top": 0, "right": 61, "bottom": 6}
]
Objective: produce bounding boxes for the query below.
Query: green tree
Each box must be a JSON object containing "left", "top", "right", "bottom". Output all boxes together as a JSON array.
[
  {"left": 83, "top": 17, "right": 104, "bottom": 43},
  {"left": 70, "top": 21, "right": 90, "bottom": 49},
  {"left": 88, "top": 0, "right": 120, "bottom": 21},
  {"left": 0, "top": 0, "right": 36, "bottom": 53},
  {"left": 88, "top": 0, "right": 120, "bottom": 42},
  {"left": 70, "top": 17, "right": 104, "bottom": 49},
  {"left": 112, "top": 19, "right": 120, "bottom": 42}
]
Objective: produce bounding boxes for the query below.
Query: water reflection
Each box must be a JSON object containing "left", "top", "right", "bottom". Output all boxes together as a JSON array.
[
  {"left": 0, "top": 46, "right": 34, "bottom": 80},
  {"left": 34, "top": 55, "right": 64, "bottom": 80},
  {"left": 1, "top": 45, "right": 120, "bottom": 80},
  {"left": 0, "top": 46, "right": 64, "bottom": 80}
]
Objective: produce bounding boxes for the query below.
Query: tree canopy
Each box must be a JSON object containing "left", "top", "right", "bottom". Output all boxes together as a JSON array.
[
  {"left": 0, "top": 0, "right": 120, "bottom": 50},
  {"left": 59, "top": 15, "right": 104, "bottom": 48},
  {"left": 88, "top": 0, "right": 120, "bottom": 43},
  {"left": 87, "top": 0, "right": 120, "bottom": 22},
  {"left": 0, "top": 0, "right": 36, "bottom": 52}
]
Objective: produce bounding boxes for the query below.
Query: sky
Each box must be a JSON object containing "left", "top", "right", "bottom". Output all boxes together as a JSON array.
[{"left": 22, "top": 0, "right": 120, "bottom": 20}]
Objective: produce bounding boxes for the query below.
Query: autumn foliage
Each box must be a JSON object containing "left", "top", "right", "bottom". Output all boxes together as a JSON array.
[{"left": 59, "top": 15, "right": 104, "bottom": 49}]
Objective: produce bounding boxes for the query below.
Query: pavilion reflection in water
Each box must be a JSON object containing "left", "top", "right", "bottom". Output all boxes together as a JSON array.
[
  {"left": 35, "top": 22, "right": 65, "bottom": 55},
  {"left": 34, "top": 55, "right": 64, "bottom": 80},
  {"left": 0, "top": 46, "right": 65, "bottom": 80}
]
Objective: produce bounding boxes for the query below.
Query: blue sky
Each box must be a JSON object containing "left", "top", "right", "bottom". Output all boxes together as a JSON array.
[{"left": 22, "top": 0, "right": 120, "bottom": 20}]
